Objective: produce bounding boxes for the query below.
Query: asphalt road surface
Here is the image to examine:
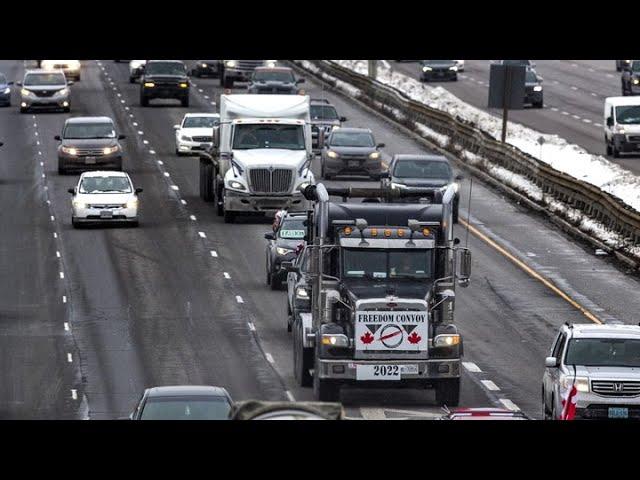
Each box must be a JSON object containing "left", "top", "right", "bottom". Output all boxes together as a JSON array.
[{"left": 0, "top": 59, "right": 639, "bottom": 419}]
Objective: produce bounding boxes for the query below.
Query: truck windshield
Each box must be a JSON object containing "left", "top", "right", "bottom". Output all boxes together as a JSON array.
[
  {"left": 233, "top": 124, "right": 305, "bottom": 150},
  {"left": 565, "top": 338, "right": 640, "bottom": 368},
  {"left": 145, "top": 62, "right": 186, "bottom": 76},
  {"left": 253, "top": 70, "right": 295, "bottom": 82},
  {"left": 342, "top": 249, "right": 433, "bottom": 279},
  {"left": 616, "top": 106, "right": 640, "bottom": 125},
  {"left": 393, "top": 159, "right": 451, "bottom": 180},
  {"left": 310, "top": 105, "right": 339, "bottom": 120}
]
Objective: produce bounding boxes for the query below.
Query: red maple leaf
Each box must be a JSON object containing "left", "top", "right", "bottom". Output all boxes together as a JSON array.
[
  {"left": 407, "top": 332, "right": 422, "bottom": 344},
  {"left": 360, "top": 332, "right": 374, "bottom": 344}
]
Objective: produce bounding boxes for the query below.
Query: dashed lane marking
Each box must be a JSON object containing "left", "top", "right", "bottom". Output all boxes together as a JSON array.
[
  {"left": 64, "top": 322, "right": 70, "bottom": 332},
  {"left": 67, "top": 353, "right": 73, "bottom": 363},
  {"left": 223, "top": 272, "right": 230, "bottom": 279},
  {"left": 285, "top": 391, "right": 295, "bottom": 402},
  {"left": 481, "top": 380, "right": 500, "bottom": 391},
  {"left": 462, "top": 362, "right": 482, "bottom": 373},
  {"left": 56, "top": 251, "right": 61, "bottom": 258},
  {"left": 236, "top": 295, "right": 244, "bottom": 304},
  {"left": 71, "top": 389, "right": 77, "bottom": 400},
  {"left": 499, "top": 399, "right": 521, "bottom": 411},
  {"left": 171, "top": 185, "right": 179, "bottom": 191},
  {"left": 59, "top": 271, "right": 64, "bottom": 279},
  {"left": 157, "top": 160, "right": 163, "bottom": 165},
  {"left": 210, "top": 250, "right": 218, "bottom": 257},
  {"left": 198, "top": 231, "right": 206, "bottom": 238},
  {"left": 189, "top": 215, "right": 197, "bottom": 221},
  {"left": 247, "top": 322, "right": 255, "bottom": 331},
  {"left": 149, "top": 150, "right": 156, "bottom": 154},
  {"left": 63, "top": 296, "right": 67, "bottom": 303}
]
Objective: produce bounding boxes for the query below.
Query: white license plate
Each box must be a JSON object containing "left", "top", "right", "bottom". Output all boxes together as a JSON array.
[
  {"left": 348, "top": 160, "right": 360, "bottom": 167},
  {"left": 85, "top": 157, "right": 96, "bottom": 164},
  {"left": 100, "top": 210, "right": 113, "bottom": 219},
  {"left": 609, "top": 407, "right": 629, "bottom": 419},
  {"left": 356, "top": 364, "right": 418, "bottom": 381}
]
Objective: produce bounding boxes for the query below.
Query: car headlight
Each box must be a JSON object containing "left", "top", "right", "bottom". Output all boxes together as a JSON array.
[
  {"left": 72, "top": 200, "right": 86, "bottom": 209},
  {"left": 369, "top": 152, "right": 380, "bottom": 160},
  {"left": 180, "top": 135, "right": 192, "bottom": 142},
  {"left": 3, "top": 87, "right": 9, "bottom": 94},
  {"left": 68, "top": 61, "right": 81, "bottom": 69},
  {"left": 449, "top": 66, "right": 458, "bottom": 71},
  {"left": 21, "top": 88, "right": 33, "bottom": 97},
  {"left": 228, "top": 180, "right": 246, "bottom": 191},
  {"left": 179, "top": 82, "right": 189, "bottom": 88},
  {"left": 57, "top": 88, "right": 69, "bottom": 96},
  {"left": 201, "top": 63, "right": 208, "bottom": 68},
  {"left": 295, "top": 287, "right": 309, "bottom": 299},
  {"left": 615, "top": 125, "right": 626, "bottom": 134},
  {"left": 321, "top": 334, "right": 349, "bottom": 347},
  {"left": 422, "top": 66, "right": 432, "bottom": 72},
  {"left": 560, "top": 375, "right": 589, "bottom": 393},
  {"left": 327, "top": 150, "right": 338, "bottom": 159},
  {"left": 103, "top": 146, "right": 119, "bottom": 155},
  {"left": 433, "top": 334, "right": 461, "bottom": 347},
  {"left": 126, "top": 198, "right": 139, "bottom": 209},
  {"left": 390, "top": 182, "right": 407, "bottom": 190},
  {"left": 225, "top": 60, "right": 237, "bottom": 68},
  {"left": 62, "top": 146, "right": 78, "bottom": 155},
  {"left": 276, "top": 247, "right": 293, "bottom": 256},
  {"left": 634, "top": 78, "right": 640, "bottom": 85},
  {"left": 533, "top": 85, "right": 543, "bottom": 92},
  {"left": 143, "top": 82, "right": 155, "bottom": 88}
]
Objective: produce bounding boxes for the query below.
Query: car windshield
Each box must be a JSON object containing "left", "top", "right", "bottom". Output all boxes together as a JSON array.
[
  {"left": 616, "top": 106, "right": 640, "bottom": 125},
  {"left": 140, "top": 396, "right": 231, "bottom": 420},
  {"left": 310, "top": 105, "right": 339, "bottom": 120},
  {"left": 393, "top": 159, "right": 451, "bottom": 179},
  {"left": 64, "top": 123, "right": 116, "bottom": 139},
  {"left": 183, "top": 116, "right": 219, "bottom": 128},
  {"left": 24, "top": 73, "right": 66, "bottom": 86},
  {"left": 79, "top": 176, "right": 132, "bottom": 194},
  {"left": 232, "top": 124, "right": 305, "bottom": 150},
  {"left": 145, "top": 62, "right": 186, "bottom": 76},
  {"left": 253, "top": 70, "right": 295, "bottom": 82},
  {"left": 342, "top": 249, "right": 433, "bottom": 279},
  {"left": 330, "top": 131, "right": 374, "bottom": 147},
  {"left": 564, "top": 338, "right": 640, "bottom": 368},
  {"left": 423, "top": 60, "right": 454, "bottom": 65},
  {"left": 0, "top": 74, "right": 6, "bottom": 84},
  {"left": 278, "top": 218, "right": 306, "bottom": 239},
  {"left": 526, "top": 70, "right": 538, "bottom": 82}
]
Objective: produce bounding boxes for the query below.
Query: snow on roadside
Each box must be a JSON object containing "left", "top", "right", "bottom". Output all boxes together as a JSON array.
[{"left": 330, "top": 60, "right": 640, "bottom": 214}]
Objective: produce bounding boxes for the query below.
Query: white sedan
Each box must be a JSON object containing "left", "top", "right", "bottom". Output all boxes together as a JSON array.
[
  {"left": 69, "top": 171, "right": 142, "bottom": 228},
  {"left": 174, "top": 113, "right": 220, "bottom": 156}
]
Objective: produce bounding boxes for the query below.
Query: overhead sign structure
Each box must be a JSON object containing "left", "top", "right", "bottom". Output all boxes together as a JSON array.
[{"left": 488, "top": 64, "right": 526, "bottom": 142}]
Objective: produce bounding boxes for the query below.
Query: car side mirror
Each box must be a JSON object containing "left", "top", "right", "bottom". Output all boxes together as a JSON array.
[
  {"left": 68, "top": 188, "right": 76, "bottom": 194},
  {"left": 379, "top": 171, "right": 390, "bottom": 179},
  {"left": 376, "top": 143, "right": 385, "bottom": 148},
  {"left": 118, "top": 134, "right": 126, "bottom": 140},
  {"left": 7, "top": 81, "right": 13, "bottom": 86},
  {"left": 281, "top": 261, "right": 297, "bottom": 273},
  {"left": 340, "top": 116, "right": 347, "bottom": 122},
  {"left": 455, "top": 174, "right": 464, "bottom": 181},
  {"left": 135, "top": 188, "right": 143, "bottom": 194},
  {"left": 296, "top": 78, "right": 305, "bottom": 84},
  {"left": 264, "top": 232, "right": 275, "bottom": 241},
  {"left": 173, "top": 125, "right": 180, "bottom": 130},
  {"left": 67, "top": 81, "right": 74, "bottom": 86},
  {"left": 54, "top": 135, "right": 62, "bottom": 141},
  {"left": 545, "top": 356, "right": 558, "bottom": 368},
  {"left": 606, "top": 117, "right": 614, "bottom": 127}
]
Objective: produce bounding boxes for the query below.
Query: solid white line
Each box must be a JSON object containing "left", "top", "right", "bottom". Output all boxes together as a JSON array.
[
  {"left": 190, "top": 215, "right": 197, "bottom": 221},
  {"left": 481, "top": 380, "right": 500, "bottom": 391},
  {"left": 223, "top": 272, "right": 230, "bottom": 279},
  {"left": 210, "top": 250, "right": 218, "bottom": 257},
  {"left": 63, "top": 295, "right": 67, "bottom": 303},
  {"left": 64, "top": 322, "right": 70, "bottom": 331},
  {"left": 499, "top": 399, "right": 521, "bottom": 411},
  {"left": 53, "top": 232, "right": 57, "bottom": 238},
  {"left": 236, "top": 295, "right": 244, "bottom": 303},
  {"left": 59, "top": 271, "right": 64, "bottom": 279},
  {"left": 71, "top": 389, "right": 77, "bottom": 400},
  {"left": 265, "top": 353, "right": 274, "bottom": 363},
  {"left": 462, "top": 362, "right": 482, "bottom": 373},
  {"left": 198, "top": 231, "right": 206, "bottom": 238},
  {"left": 67, "top": 353, "right": 73, "bottom": 363},
  {"left": 285, "top": 390, "right": 295, "bottom": 402},
  {"left": 247, "top": 322, "right": 255, "bottom": 331}
]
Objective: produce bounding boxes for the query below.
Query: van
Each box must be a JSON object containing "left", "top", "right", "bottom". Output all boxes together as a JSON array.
[{"left": 604, "top": 97, "right": 640, "bottom": 157}]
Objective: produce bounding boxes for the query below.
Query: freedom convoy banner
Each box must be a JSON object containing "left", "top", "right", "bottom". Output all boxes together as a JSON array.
[{"left": 355, "top": 311, "right": 428, "bottom": 352}]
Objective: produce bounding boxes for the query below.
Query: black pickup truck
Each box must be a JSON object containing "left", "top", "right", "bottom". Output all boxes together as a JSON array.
[{"left": 140, "top": 60, "right": 190, "bottom": 107}]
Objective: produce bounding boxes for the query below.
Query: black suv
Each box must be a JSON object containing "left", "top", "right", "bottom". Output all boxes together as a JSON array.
[
  {"left": 247, "top": 67, "right": 304, "bottom": 94},
  {"left": 140, "top": 60, "right": 190, "bottom": 107},
  {"left": 420, "top": 60, "right": 458, "bottom": 82},
  {"left": 310, "top": 99, "right": 347, "bottom": 151},
  {"left": 524, "top": 68, "right": 544, "bottom": 108},
  {"left": 622, "top": 60, "right": 640, "bottom": 96}
]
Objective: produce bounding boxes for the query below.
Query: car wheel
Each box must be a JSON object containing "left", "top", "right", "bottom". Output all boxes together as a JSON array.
[
  {"left": 543, "top": 389, "right": 552, "bottom": 420},
  {"left": 181, "top": 96, "right": 190, "bottom": 108},
  {"left": 129, "top": 76, "right": 136, "bottom": 84},
  {"left": 215, "top": 182, "right": 224, "bottom": 216},
  {"left": 294, "top": 322, "right": 313, "bottom": 387},
  {"left": 287, "top": 302, "right": 293, "bottom": 333},
  {"left": 71, "top": 217, "right": 79, "bottom": 229},
  {"left": 140, "top": 95, "right": 149, "bottom": 107},
  {"left": 606, "top": 142, "right": 613, "bottom": 156},
  {"left": 613, "top": 144, "right": 621, "bottom": 158},
  {"left": 270, "top": 273, "right": 282, "bottom": 290}
]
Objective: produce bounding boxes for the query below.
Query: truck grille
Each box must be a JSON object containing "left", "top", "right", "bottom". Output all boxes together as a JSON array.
[
  {"left": 592, "top": 380, "right": 640, "bottom": 397},
  {"left": 627, "top": 135, "right": 640, "bottom": 142},
  {"left": 192, "top": 136, "right": 212, "bottom": 143},
  {"left": 249, "top": 168, "right": 293, "bottom": 194},
  {"left": 88, "top": 204, "right": 126, "bottom": 209}
]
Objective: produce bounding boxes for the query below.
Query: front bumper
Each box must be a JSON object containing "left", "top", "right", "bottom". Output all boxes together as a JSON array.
[
  {"left": 176, "top": 139, "right": 212, "bottom": 154},
  {"left": 59, "top": 152, "right": 122, "bottom": 170},
  {"left": 317, "top": 358, "right": 461, "bottom": 385},
  {"left": 613, "top": 133, "right": 640, "bottom": 152},
  {"left": 21, "top": 93, "right": 69, "bottom": 109},
  {"left": 224, "top": 190, "right": 311, "bottom": 214},
  {"left": 572, "top": 391, "right": 640, "bottom": 419},
  {"left": 525, "top": 91, "right": 543, "bottom": 104},
  {"left": 324, "top": 157, "right": 383, "bottom": 177},
  {"left": 421, "top": 70, "right": 457, "bottom": 81},
  {"left": 73, "top": 206, "right": 138, "bottom": 222},
  {"left": 141, "top": 86, "right": 189, "bottom": 100}
]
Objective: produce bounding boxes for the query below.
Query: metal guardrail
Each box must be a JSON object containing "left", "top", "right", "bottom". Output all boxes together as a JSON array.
[{"left": 293, "top": 60, "right": 640, "bottom": 260}]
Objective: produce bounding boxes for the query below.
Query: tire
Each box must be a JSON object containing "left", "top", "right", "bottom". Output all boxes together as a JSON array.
[
  {"left": 294, "top": 322, "right": 313, "bottom": 387},
  {"left": 270, "top": 273, "right": 282, "bottom": 290},
  {"left": 313, "top": 358, "right": 340, "bottom": 401},
  {"left": 63, "top": 106, "right": 71, "bottom": 113},
  {"left": 215, "top": 181, "right": 224, "bottom": 216},
  {"left": 453, "top": 201, "right": 459, "bottom": 224},
  {"left": 76, "top": 75, "right": 81, "bottom": 82},
  {"left": 223, "top": 75, "right": 234, "bottom": 89},
  {"left": 140, "top": 95, "right": 149, "bottom": 107},
  {"left": 71, "top": 217, "right": 79, "bottom": 229},
  {"left": 129, "top": 76, "right": 136, "bottom": 84},
  {"left": 606, "top": 141, "right": 613, "bottom": 156},
  {"left": 613, "top": 144, "right": 621, "bottom": 158},
  {"left": 435, "top": 378, "right": 460, "bottom": 407},
  {"left": 287, "top": 302, "right": 293, "bottom": 333},
  {"left": 224, "top": 210, "right": 235, "bottom": 224},
  {"left": 181, "top": 96, "right": 190, "bottom": 108},
  {"left": 199, "top": 159, "right": 214, "bottom": 202},
  {"left": 452, "top": 75, "right": 458, "bottom": 82}
]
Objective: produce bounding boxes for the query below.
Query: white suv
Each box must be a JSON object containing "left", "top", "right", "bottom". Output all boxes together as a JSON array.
[
  {"left": 69, "top": 171, "right": 142, "bottom": 227},
  {"left": 173, "top": 113, "right": 220, "bottom": 156},
  {"left": 542, "top": 323, "right": 640, "bottom": 420}
]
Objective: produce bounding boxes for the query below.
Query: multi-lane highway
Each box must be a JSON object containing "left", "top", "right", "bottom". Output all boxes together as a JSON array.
[{"left": 1, "top": 59, "right": 639, "bottom": 419}]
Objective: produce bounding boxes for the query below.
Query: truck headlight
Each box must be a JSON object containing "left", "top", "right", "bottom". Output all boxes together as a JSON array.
[
  {"left": 433, "top": 334, "right": 460, "bottom": 347},
  {"left": 3, "top": 87, "right": 10, "bottom": 94},
  {"left": 228, "top": 180, "right": 246, "bottom": 191},
  {"left": 560, "top": 375, "right": 589, "bottom": 393},
  {"left": 533, "top": 85, "right": 543, "bottom": 92},
  {"left": 390, "top": 182, "right": 407, "bottom": 190},
  {"left": 327, "top": 150, "right": 338, "bottom": 159},
  {"left": 276, "top": 247, "right": 293, "bottom": 256},
  {"left": 225, "top": 60, "right": 237, "bottom": 68},
  {"left": 321, "top": 334, "right": 349, "bottom": 347},
  {"left": 295, "top": 287, "right": 309, "bottom": 299},
  {"left": 21, "top": 88, "right": 33, "bottom": 97},
  {"left": 449, "top": 66, "right": 458, "bottom": 71},
  {"left": 179, "top": 82, "right": 189, "bottom": 88},
  {"left": 180, "top": 135, "right": 192, "bottom": 142},
  {"left": 369, "top": 152, "right": 380, "bottom": 160},
  {"left": 634, "top": 79, "right": 640, "bottom": 85},
  {"left": 126, "top": 198, "right": 138, "bottom": 209},
  {"left": 72, "top": 200, "right": 86, "bottom": 209},
  {"left": 103, "top": 146, "right": 119, "bottom": 155},
  {"left": 422, "top": 66, "right": 432, "bottom": 72},
  {"left": 62, "top": 146, "right": 78, "bottom": 155},
  {"left": 144, "top": 82, "right": 155, "bottom": 88}
]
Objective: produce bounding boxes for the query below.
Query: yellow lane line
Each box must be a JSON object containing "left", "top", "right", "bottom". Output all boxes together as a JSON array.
[{"left": 459, "top": 219, "right": 602, "bottom": 325}]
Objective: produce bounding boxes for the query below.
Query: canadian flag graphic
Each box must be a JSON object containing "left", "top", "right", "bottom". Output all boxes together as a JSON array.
[{"left": 560, "top": 383, "right": 578, "bottom": 420}]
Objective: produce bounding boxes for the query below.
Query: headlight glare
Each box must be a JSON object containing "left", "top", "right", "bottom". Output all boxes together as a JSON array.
[
  {"left": 276, "top": 247, "right": 293, "bottom": 256},
  {"left": 144, "top": 82, "right": 155, "bottom": 88},
  {"left": 21, "top": 88, "right": 32, "bottom": 96},
  {"left": 327, "top": 150, "right": 338, "bottom": 158},
  {"left": 433, "top": 334, "right": 461, "bottom": 347},
  {"left": 295, "top": 287, "right": 309, "bottom": 298},
  {"left": 228, "top": 180, "right": 246, "bottom": 191},
  {"left": 225, "top": 60, "right": 237, "bottom": 68},
  {"left": 449, "top": 66, "right": 458, "bottom": 71},
  {"left": 369, "top": 152, "right": 380, "bottom": 160},
  {"left": 103, "top": 146, "right": 119, "bottom": 155},
  {"left": 321, "top": 334, "right": 349, "bottom": 347},
  {"left": 62, "top": 146, "right": 78, "bottom": 155}
]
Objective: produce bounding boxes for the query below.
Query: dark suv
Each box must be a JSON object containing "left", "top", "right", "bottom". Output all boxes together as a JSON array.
[
  {"left": 622, "top": 60, "right": 640, "bottom": 96},
  {"left": 524, "top": 68, "right": 544, "bottom": 108},
  {"left": 264, "top": 212, "right": 307, "bottom": 290},
  {"left": 310, "top": 99, "right": 347, "bottom": 151},
  {"left": 420, "top": 60, "right": 458, "bottom": 82},
  {"left": 247, "top": 67, "right": 304, "bottom": 94},
  {"left": 140, "top": 60, "right": 190, "bottom": 107},
  {"left": 320, "top": 127, "right": 385, "bottom": 180},
  {"left": 55, "top": 116, "right": 126, "bottom": 174}
]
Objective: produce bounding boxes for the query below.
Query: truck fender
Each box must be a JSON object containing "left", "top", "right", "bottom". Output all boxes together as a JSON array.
[{"left": 299, "top": 312, "right": 314, "bottom": 348}]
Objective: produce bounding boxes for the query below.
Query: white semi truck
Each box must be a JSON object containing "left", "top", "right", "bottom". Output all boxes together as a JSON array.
[{"left": 199, "top": 94, "right": 315, "bottom": 223}]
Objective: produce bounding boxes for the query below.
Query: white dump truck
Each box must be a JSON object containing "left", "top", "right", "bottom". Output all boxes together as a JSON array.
[{"left": 199, "top": 94, "right": 315, "bottom": 223}]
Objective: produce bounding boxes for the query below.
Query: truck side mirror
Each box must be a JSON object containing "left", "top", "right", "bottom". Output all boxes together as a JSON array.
[
  {"left": 457, "top": 249, "right": 471, "bottom": 286},
  {"left": 68, "top": 188, "right": 76, "bottom": 194},
  {"left": 606, "top": 117, "right": 614, "bottom": 127},
  {"left": 118, "top": 134, "right": 127, "bottom": 140},
  {"left": 135, "top": 188, "right": 143, "bottom": 194},
  {"left": 211, "top": 126, "right": 220, "bottom": 149},
  {"left": 455, "top": 174, "right": 464, "bottom": 181},
  {"left": 296, "top": 78, "right": 305, "bottom": 84},
  {"left": 545, "top": 356, "right": 558, "bottom": 368},
  {"left": 54, "top": 135, "right": 61, "bottom": 141},
  {"left": 264, "top": 232, "right": 275, "bottom": 241},
  {"left": 340, "top": 116, "right": 347, "bottom": 122},
  {"left": 379, "top": 171, "right": 390, "bottom": 179}
]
